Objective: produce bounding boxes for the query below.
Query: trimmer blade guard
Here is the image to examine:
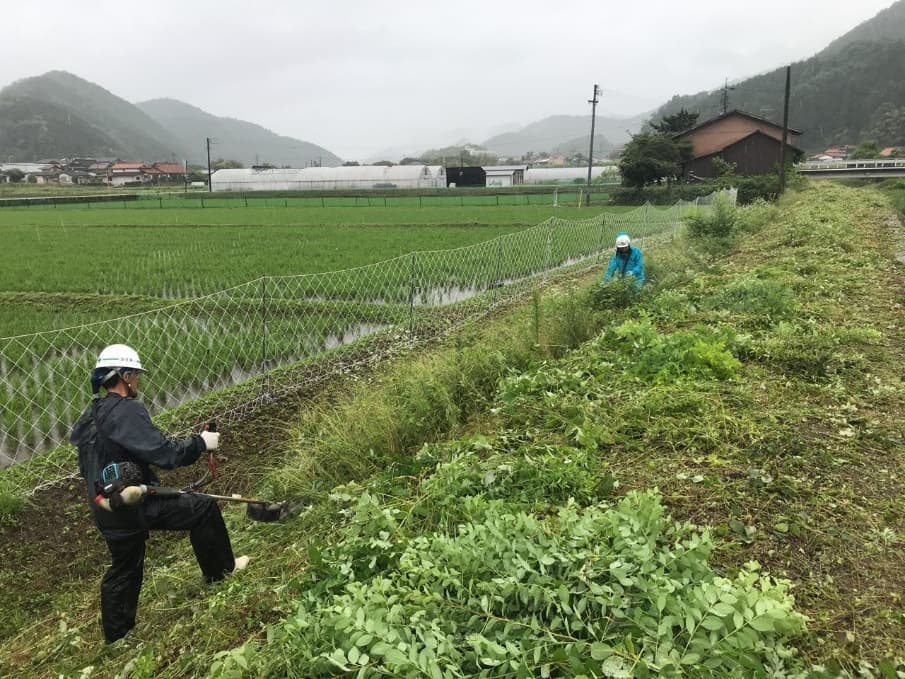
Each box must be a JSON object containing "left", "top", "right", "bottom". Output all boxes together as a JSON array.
[{"left": 246, "top": 501, "right": 287, "bottom": 522}]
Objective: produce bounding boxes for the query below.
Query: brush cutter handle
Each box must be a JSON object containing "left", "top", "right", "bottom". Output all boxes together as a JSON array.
[{"left": 184, "top": 420, "right": 219, "bottom": 491}]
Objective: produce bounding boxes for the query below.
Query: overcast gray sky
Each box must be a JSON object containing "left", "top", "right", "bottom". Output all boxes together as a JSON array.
[{"left": 0, "top": 0, "right": 896, "bottom": 160}]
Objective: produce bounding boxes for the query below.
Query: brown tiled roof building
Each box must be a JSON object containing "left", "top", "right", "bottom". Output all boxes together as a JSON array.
[{"left": 675, "top": 110, "right": 803, "bottom": 179}]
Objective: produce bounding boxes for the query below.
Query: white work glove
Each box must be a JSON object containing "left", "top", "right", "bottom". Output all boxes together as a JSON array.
[
  {"left": 120, "top": 485, "right": 146, "bottom": 506},
  {"left": 200, "top": 430, "right": 220, "bottom": 451}
]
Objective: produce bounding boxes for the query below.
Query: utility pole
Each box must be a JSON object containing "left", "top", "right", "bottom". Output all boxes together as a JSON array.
[
  {"left": 778, "top": 65, "right": 792, "bottom": 195},
  {"left": 586, "top": 84, "right": 600, "bottom": 205},
  {"left": 720, "top": 78, "right": 736, "bottom": 115},
  {"left": 206, "top": 137, "right": 213, "bottom": 192}
]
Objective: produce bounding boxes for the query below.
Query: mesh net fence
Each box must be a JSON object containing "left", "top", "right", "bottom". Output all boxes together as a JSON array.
[{"left": 0, "top": 191, "right": 733, "bottom": 490}]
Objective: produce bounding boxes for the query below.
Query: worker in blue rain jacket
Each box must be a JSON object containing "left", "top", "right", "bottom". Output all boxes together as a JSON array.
[{"left": 603, "top": 233, "right": 644, "bottom": 287}]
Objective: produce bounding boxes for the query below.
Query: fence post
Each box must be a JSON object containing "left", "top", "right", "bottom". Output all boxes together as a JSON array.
[
  {"left": 596, "top": 214, "right": 607, "bottom": 264},
  {"left": 544, "top": 219, "right": 554, "bottom": 278},
  {"left": 493, "top": 239, "right": 503, "bottom": 305},
  {"left": 409, "top": 252, "right": 417, "bottom": 335},
  {"left": 641, "top": 203, "right": 650, "bottom": 245},
  {"left": 260, "top": 276, "right": 268, "bottom": 393}
]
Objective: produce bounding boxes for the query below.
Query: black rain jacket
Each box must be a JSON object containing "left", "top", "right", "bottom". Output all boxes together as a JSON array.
[{"left": 70, "top": 393, "right": 206, "bottom": 539}]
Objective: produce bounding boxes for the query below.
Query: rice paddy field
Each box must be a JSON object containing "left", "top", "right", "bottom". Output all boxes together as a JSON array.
[
  {"left": 0, "top": 203, "right": 623, "bottom": 303},
  {"left": 0, "top": 197, "right": 689, "bottom": 463}
]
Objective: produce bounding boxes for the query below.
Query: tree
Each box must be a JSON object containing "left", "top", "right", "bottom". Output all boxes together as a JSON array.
[
  {"left": 371, "top": 160, "right": 394, "bottom": 166},
  {"left": 711, "top": 157, "right": 737, "bottom": 177},
  {"left": 342, "top": 161, "right": 360, "bottom": 166},
  {"left": 850, "top": 140, "right": 881, "bottom": 159},
  {"left": 868, "top": 104, "right": 905, "bottom": 147},
  {"left": 5, "top": 168, "right": 24, "bottom": 183},
  {"left": 400, "top": 157, "right": 425, "bottom": 165},
  {"left": 650, "top": 108, "right": 700, "bottom": 135},
  {"left": 618, "top": 132, "right": 692, "bottom": 188},
  {"left": 211, "top": 158, "right": 244, "bottom": 170}
]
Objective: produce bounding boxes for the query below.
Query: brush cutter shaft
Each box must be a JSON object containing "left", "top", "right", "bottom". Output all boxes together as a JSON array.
[{"left": 146, "top": 485, "right": 279, "bottom": 506}]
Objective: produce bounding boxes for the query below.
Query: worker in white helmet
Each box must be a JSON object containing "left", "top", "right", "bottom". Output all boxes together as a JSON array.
[
  {"left": 603, "top": 232, "right": 645, "bottom": 287},
  {"left": 70, "top": 344, "right": 247, "bottom": 644}
]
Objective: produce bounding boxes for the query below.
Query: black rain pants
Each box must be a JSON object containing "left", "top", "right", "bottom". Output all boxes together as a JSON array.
[{"left": 100, "top": 493, "right": 235, "bottom": 643}]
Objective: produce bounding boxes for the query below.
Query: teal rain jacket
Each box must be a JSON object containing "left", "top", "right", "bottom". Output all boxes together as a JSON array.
[{"left": 603, "top": 243, "right": 645, "bottom": 286}]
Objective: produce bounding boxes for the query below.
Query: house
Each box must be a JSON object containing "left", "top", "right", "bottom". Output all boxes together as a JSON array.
[
  {"left": 675, "top": 110, "right": 803, "bottom": 179},
  {"left": 108, "top": 161, "right": 175, "bottom": 186},
  {"left": 29, "top": 169, "right": 62, "bottom": 184},
  {"left": 482, "top": 165, "right": 527, "bottom": 187},
  {"left": 152, "top": 162, "right": 188, "bottom": 182},
  {"left": 59, "top": 170, "right": 93, "bottom": 185},
  {"left": 108, "top": 162, "right": 148, "bottom": 186}
]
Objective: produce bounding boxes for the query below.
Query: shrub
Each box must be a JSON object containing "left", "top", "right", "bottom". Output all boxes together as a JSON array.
[
  {"left": 686, "top": 193, "right": 738, "bottom": 240},
  {"left": 588, "top": 276, "right": 643, "bottom": 311}
]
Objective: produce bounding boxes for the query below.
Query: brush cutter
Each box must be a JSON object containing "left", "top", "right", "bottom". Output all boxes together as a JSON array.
[
  {"left": 95, "top": 457, "right": 292, "bottom": 523},
  {"left": 96, "top": 482, "right": 291, "bottom": 522},
  {"left": 147, "top": 486, "right": 291, "bottom": 522}
]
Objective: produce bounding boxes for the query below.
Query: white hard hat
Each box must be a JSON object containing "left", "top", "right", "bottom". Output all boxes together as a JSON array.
[
  {"left": 615, "top": 234, "right": 631, "bottom": 248},
  {"left": 95, "top": 344, "right": 144, "bottom": 372}
]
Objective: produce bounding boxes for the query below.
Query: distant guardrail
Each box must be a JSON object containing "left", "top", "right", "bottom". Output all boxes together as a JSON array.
[{"left": 798, "top": 158, "right": 905, "bottom": 178}]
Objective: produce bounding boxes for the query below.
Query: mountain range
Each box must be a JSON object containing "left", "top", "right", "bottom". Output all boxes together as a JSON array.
[
  {"left": 0, "top": 71, "right": 340, "bottom": 167},
  {"left": 479, "top": 113, "right": 648, "bottom": 158},
  {"left": 1, "top": 1, "right": 905, "bottom": 165}
]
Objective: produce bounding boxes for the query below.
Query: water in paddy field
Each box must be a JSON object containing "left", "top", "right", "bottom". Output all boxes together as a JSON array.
[
  {"left": 416, "top": 284, "right": 482, "bottom": 306},
  {"left": 324, "top": 322, "right": 392, "bottom": 351}
]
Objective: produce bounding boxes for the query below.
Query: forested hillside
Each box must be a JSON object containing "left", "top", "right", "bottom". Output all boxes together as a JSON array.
[
  {"left": 655, "top": 40, "right": 905, "bottom": 152},
  {"left": 0, "top": 71, "right": 182, "bottom": 162},
  {"left": 481, "top": 113, "right": 648, "bottom": 157},
  {"left": 137, "top": 98, "right": 342, "bottom": 167},
  {"left": 819, "top": 0, "right": 905, "bottom": 58},
  {"left": 0, "top": 71, "right": 342, "bottom": 165},
  {"left": 654, "top": 0, "right": 905, "bottom": 152}
]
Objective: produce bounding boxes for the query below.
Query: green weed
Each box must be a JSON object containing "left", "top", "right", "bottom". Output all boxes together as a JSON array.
[{"left": 234, "top": 490, "right": 806, "bottom": 677}]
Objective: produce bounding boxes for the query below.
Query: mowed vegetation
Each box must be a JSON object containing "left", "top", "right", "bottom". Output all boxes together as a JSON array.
[{"left": 0, "top": 182, "right": 902, "bottom": 676}]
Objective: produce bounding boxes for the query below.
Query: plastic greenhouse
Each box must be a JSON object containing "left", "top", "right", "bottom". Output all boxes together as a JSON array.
[
  {"left": 524, "top": 166, "right": 619, "bottom": 184},
  {"left": 211, "top": 165, "right": 446, "bottom": 192}
]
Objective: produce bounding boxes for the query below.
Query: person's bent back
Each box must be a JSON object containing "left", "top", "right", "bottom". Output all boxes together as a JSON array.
[{"left": 603, "top": 232, "right": 644, "bottom": 287}]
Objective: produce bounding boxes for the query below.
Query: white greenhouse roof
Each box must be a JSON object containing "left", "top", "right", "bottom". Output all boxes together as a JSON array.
[
  {"left": 524, "top": 166, "right": 617, "bottom": 183},
  {"left": 212, "top": 165, "right": 445, "bottom": 183}
]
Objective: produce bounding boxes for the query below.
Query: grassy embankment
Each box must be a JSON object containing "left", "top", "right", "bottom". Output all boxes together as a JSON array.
[{"left": 0, "top": 182, "right": 902, "bottom": 677}]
